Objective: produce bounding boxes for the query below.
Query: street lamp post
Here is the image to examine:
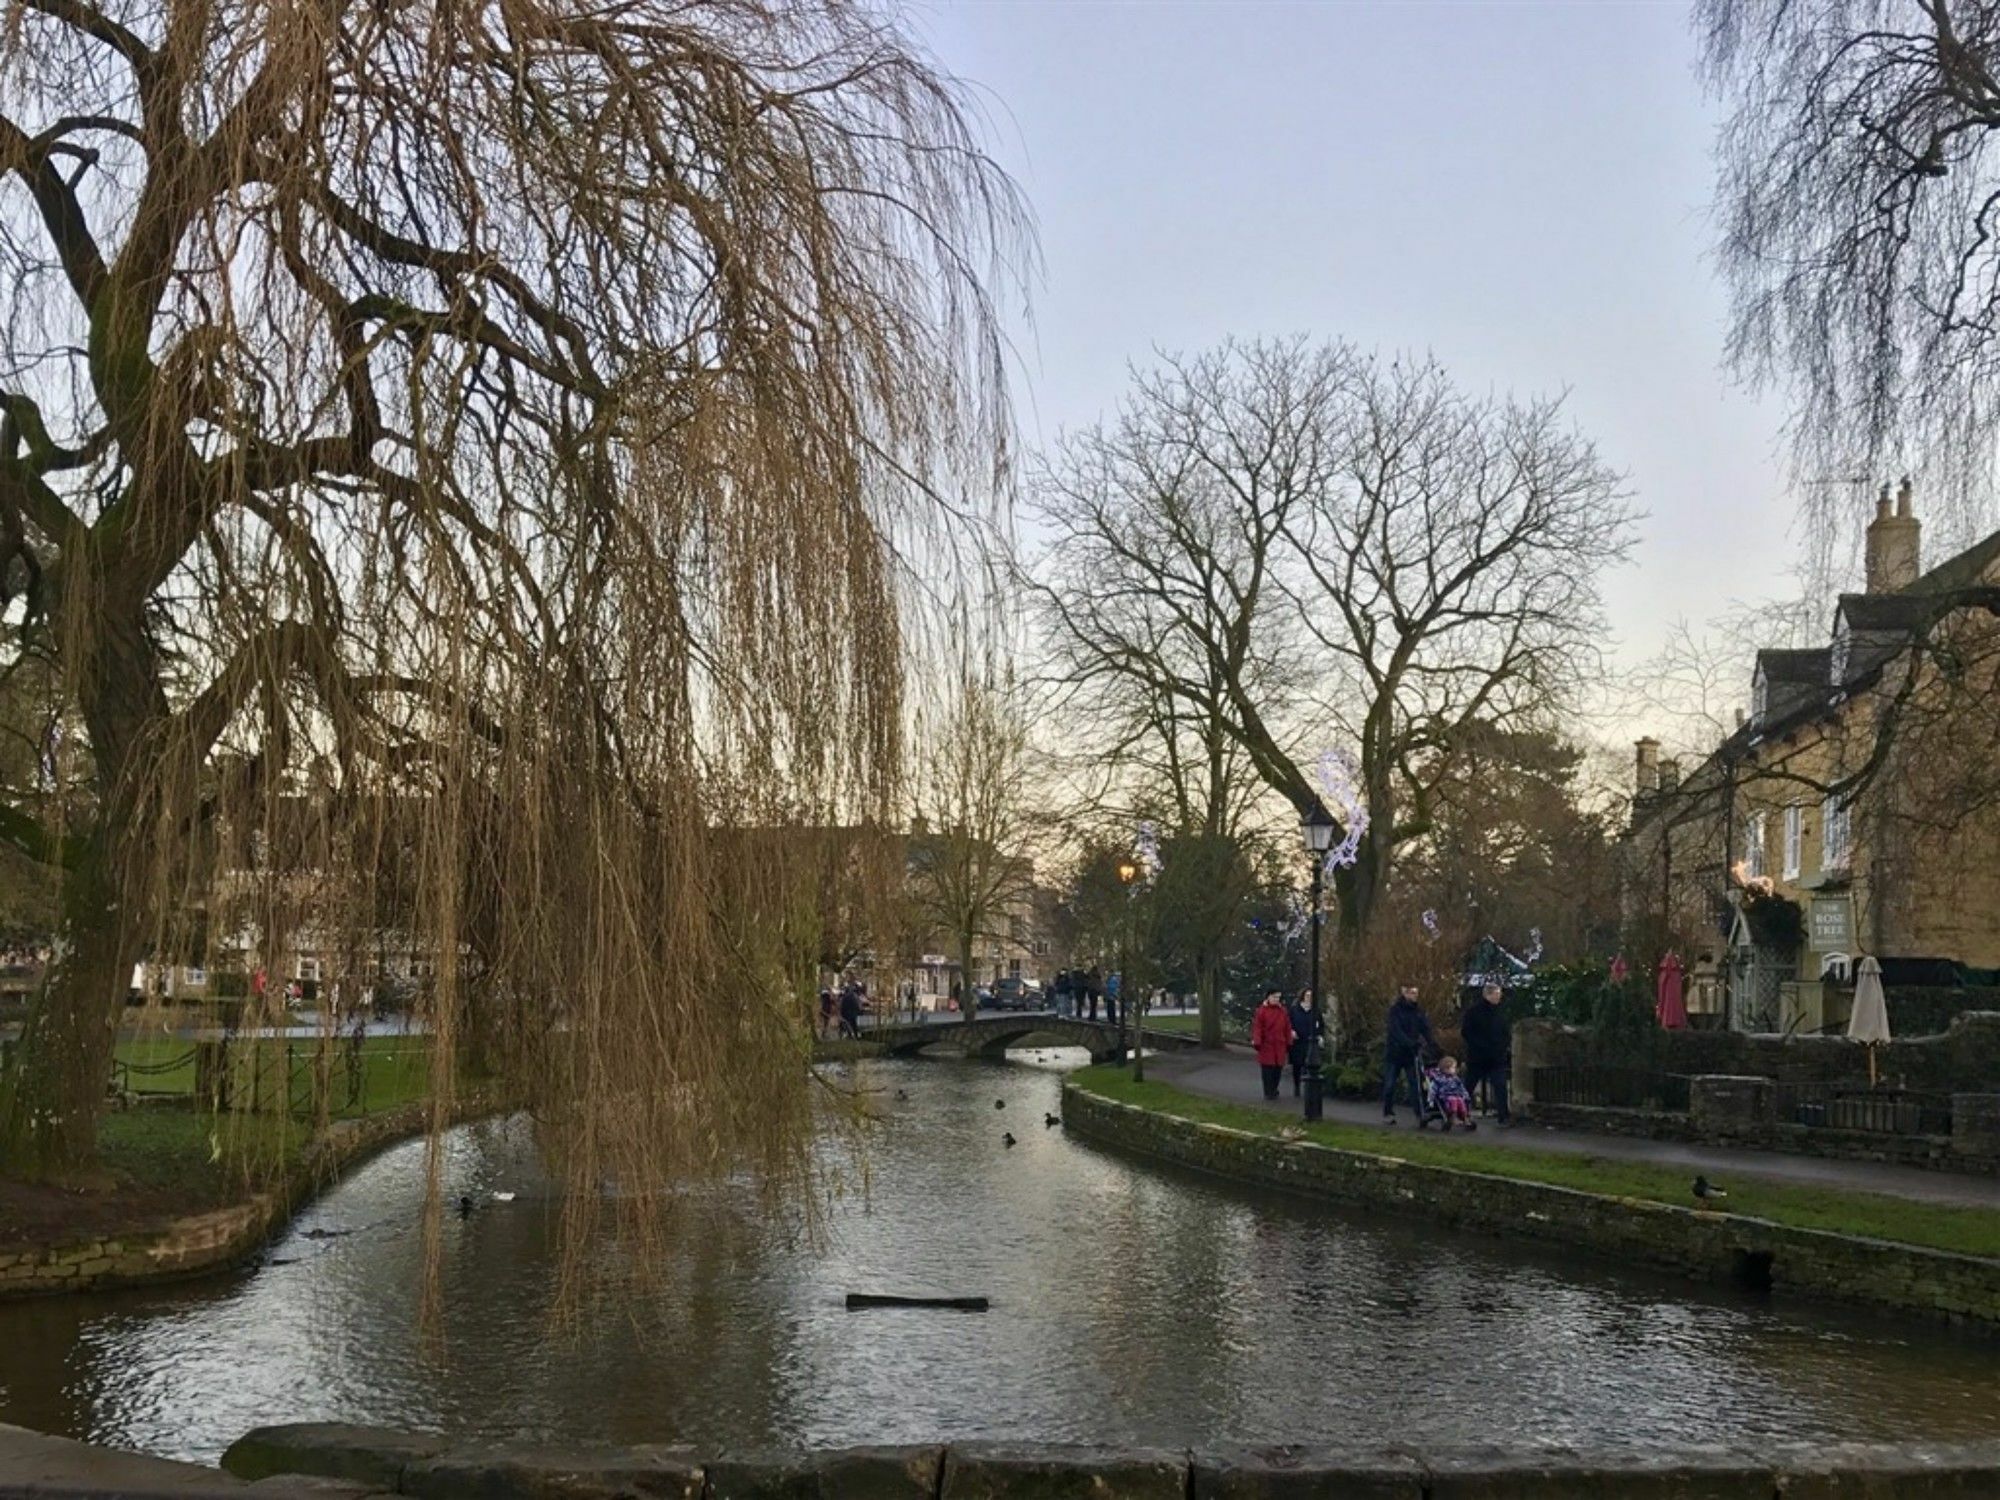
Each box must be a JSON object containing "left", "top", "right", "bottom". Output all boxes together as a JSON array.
[
  {"left": 1116, "top": 857, "right": 1140, "bottom": 1078},
  {"left": 1301, "top": 803, "right": 1337, "bottom": 1121}
]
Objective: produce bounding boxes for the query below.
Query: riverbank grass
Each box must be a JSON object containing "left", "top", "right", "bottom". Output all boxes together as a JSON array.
[
  {"left": 2, "top": 1040, "right": 439, "bottom": 1249},
  {"left": 1070, "top": 1067, "right": 2000, "bottom": 1260}
]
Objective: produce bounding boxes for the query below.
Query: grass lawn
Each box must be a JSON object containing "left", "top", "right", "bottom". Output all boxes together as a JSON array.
[
  {"left": 1142, "top": 1014, "right": 1245, "bottom": 1041},
  {"left": 113, "top": 1035, "right": 433, "bottom": 1117},
  {"left": 2, "top": 1043, "right": 441, "bottom": 1248},
  {"left": 1070, "top": 1067, "right": 2000, "bottom": 1261}
]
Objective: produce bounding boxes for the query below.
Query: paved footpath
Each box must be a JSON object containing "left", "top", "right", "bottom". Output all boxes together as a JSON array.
[{"left": 1143, "top": 1047, "right": 2000, "bottom": 1211}]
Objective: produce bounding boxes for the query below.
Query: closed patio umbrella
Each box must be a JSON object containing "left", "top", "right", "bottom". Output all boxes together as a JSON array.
[
  {"left": 1655, "top": 951, "right": 1688, "bottom": 1030},
  {"left": 1847, "top": 954, "right": 1890, "bottom": 1084}
]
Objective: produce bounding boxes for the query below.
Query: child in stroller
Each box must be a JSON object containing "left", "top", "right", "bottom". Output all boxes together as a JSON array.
[{"left": 1423, "top": 1055, "right": 1477, "bottom": 1131}]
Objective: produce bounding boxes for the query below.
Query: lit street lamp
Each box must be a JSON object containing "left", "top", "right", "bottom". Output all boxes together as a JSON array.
[
  {"left": 1300, "top": 803, "right": 1337, "bottom": 1121},
  {"left": 1116, "top": 857, "right": 1140, "bottom": 1079}
]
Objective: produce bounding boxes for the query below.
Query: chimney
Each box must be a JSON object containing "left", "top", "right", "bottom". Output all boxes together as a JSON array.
[
  {"left": 1634, "top": 737, "right": 1660, "bottom": 795},
  {"left": 1734, "top": 708, "right": 1747, "bottom": 730},
  {"left": 1864, "top": 476, "right": 1922, "bottom": 592},
  {"left": 1657, "top": 758, "right": 1681, "bottom": 794}
]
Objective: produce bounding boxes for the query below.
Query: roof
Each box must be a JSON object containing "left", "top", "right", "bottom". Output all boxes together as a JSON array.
[
  {"left": 1754, "top": 648, "right": 1830, "bottom": 686},
  {"left": 1834, "top": 592, "right": 1932, "bottom": 633},
  {"left": 1906, "top": 526, "right": 2000, "bottom": 600}
]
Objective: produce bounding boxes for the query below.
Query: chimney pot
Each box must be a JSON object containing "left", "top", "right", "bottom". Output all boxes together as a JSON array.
[
  {"left": 1658, "top": 758, "right": 1682, "bottom": 793},
  {"left": 1865, "top": 481, "right": 1922, "bottom": 592}
]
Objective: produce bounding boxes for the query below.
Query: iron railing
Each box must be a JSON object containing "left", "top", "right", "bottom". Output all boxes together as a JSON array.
[
  {"left": 1532, "top": 1065, "right": 1691, "bottom": 1113},
  {"left": 1772, "top": 1082, "right": 1953, "bottom": 1136}
]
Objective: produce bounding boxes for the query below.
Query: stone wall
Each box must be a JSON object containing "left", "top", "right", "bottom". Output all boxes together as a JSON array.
[
  {"left": 1514, "top": 1011, "right": 2000, "bottom": 1096},
  {"left": 0, "top": 1100, "right": 496, "bottom": 1300},
  {"left": 1061, "top": 1083, "right": 2000, "bottom": 1327},
  {"left": 174, "top": 1421, "right": 2000, "bottom": 1500},
  {"left": 1512, "top": 1015, "right": 2000, "bottom": 1175}
]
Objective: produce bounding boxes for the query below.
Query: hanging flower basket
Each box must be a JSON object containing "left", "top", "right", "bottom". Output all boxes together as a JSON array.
[{"left": 1742, "top": 888, "right": 1804, "bottom": 948}]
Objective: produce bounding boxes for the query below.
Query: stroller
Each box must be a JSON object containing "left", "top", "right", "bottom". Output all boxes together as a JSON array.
[{"left": 1420, "top": 1058, "right": 1477, "bottom": 1132}]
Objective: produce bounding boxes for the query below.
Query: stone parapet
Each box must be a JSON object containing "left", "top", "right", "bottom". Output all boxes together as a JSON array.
[
  {"left": 182, "top": 1423, "right": 2000, "bottom": 1500},
  {"left": 14, "top": 1421, "right": 2000, "bottom": 1500}
]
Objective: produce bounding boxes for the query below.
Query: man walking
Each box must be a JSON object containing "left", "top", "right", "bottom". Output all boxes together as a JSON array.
[
  {"left": 1461, "top": 981, "right": 1514, "bottom": 1125},
  {"left": 1381, "top": 983, "right": 1437, "bottom": 1125}
]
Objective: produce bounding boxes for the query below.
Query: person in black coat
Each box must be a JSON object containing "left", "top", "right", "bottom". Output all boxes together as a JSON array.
[
  {"left": 1380, "top": 985, "right": 1438, "bottom": 1125},
  {"left": 1460, "top": 981, "right": 1514, "bottom": 1125},
  {"left": 1286, "top": 989, "right": 1324, "bottom": 1097}
]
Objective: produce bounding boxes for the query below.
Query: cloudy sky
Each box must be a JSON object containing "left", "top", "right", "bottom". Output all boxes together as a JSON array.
[{"left": 915, "top": 0, "right": 1809, "bottom": 715}]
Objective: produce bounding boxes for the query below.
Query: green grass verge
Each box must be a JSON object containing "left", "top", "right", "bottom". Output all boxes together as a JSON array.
[
  {"left": 113, "top": 1035, "right": 433, "bottom": 1118},
  {"left": 1070, "top": 1066, "right": 2000, "bottom": 1260},
  {"left": 1141, "top": 1014, "right": 1245, "bottom": 1041}
]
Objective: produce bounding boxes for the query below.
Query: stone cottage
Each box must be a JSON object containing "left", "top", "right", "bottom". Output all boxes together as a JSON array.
[{"left": 1621, "top": 481, "right": 2000, "bottom": 1032}]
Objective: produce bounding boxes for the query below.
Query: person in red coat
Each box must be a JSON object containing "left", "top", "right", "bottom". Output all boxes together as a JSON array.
[{"left": 1250, "top": 990, "right": 1295, "bottom": 1101}]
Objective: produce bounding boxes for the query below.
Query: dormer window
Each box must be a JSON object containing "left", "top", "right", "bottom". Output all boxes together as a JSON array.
[{"left": 1751, "top": 664, "right": 1769, "bottom": 723}]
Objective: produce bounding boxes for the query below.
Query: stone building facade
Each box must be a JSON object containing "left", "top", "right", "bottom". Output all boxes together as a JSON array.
[{"left": 1621, "top": 483, "right": 2000, "bottom": 1031}]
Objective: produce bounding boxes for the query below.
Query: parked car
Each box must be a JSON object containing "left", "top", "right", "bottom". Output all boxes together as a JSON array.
[{"left": 990, "top": 977, "right": 1037, "bottom": 1011}]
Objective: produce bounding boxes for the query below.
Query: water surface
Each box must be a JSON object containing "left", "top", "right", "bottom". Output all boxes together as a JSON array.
[{"left": 0, "top": 1053, "right": 1995, "bottom": 1463}]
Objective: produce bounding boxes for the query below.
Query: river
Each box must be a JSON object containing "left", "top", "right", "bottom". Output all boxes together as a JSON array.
[{"left": 0, "top": 1052, "right": 1995, "bottom": 1465}]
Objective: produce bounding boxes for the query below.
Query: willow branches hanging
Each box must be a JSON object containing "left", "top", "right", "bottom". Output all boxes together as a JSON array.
[{"left": 0, "top": 0, "right": 1027, "bottom": 1285}]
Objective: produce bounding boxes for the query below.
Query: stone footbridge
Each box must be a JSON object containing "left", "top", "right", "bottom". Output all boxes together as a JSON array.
[{"left": 840, "top": 1011, "right": 1206, "bottom": 1064}]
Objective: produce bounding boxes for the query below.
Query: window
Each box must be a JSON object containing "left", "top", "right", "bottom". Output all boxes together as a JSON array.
[
  {"left": 1743, "top": 812, "right": 1767, "bottom": 880},
  {"left": 1782, "top": 805, "right": 1803, "bottom": 880},
  {"left": 1751, "top": 666, "right": 1769, "bottom": 723},
  {"left": 1830, "top": 618, "right": 1850, "bottom": 683},
  {"left": 1822, "top": 794, "right": 1852, "bottom": 872},
  {"left": 296, "top": 956, "right": 321, "bottom": 982}
]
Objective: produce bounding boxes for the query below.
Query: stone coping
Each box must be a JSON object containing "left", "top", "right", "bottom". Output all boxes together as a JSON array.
[
  {"left": 14, "top": 1420, "right": 1973, "bottom": 1499},
  {"left": 1061, "top": 1081, "right": 2000, "bottom": 1327},
  {"left": 0, "top": 1098, "right": 503, "bottom": 1302}
]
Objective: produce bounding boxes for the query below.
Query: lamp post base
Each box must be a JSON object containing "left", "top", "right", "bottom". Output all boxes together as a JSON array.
[{"left": 1302, "top": 1062, "right": 1324, "bottom": 1121}]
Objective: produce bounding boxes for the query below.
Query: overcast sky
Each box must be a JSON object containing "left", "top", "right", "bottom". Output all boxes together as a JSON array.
[{"left": 915, "top": 0, "right": 1809, "bottom": 724}]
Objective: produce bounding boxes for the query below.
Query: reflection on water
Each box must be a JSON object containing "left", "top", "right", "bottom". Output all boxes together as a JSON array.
[{"left": 0, "top": 1052, "right": 1996, "bottom": 1464}]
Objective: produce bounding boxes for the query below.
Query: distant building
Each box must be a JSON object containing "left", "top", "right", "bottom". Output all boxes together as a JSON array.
[{"left": 1622, "top": 481, "right": 2000, "bottom": 1031}]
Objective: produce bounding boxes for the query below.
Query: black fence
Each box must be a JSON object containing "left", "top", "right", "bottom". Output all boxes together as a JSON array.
[
  {"left": 1772, "top": 1082, "right": 1954, "bottom": 1136},
  {"left": 1532, "top": 1065, "right": 1691, "bottom": 1113}
]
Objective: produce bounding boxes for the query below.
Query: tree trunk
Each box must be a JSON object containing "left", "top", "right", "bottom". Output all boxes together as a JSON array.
[
  {"left": 0, "top": 829, "right": 141, "bottom": 1183},
  {"left": 1197, "top": 954, "right": 1223, "bottom": 1048}
]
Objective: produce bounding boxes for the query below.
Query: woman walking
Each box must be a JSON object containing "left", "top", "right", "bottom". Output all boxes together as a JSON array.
[
  {"left": 1250, "top": 990, "right": 1294, "bottom": 1101},
  {"left": 1286, "top": 989, "right": 1324, "bottom": 1097}
]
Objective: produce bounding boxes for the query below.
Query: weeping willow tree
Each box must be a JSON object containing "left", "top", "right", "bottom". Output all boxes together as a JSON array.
[{"left": 0, "top": 0, "right": 1025, "bottom": 1245}]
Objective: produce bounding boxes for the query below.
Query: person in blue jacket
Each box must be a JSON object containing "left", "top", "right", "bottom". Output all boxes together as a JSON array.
[
  {"left": 1286, "top": 989, "right": 1324, "bottom": 1097},
  {"left": 1381, "top": 984, "right": 1438, "bottom": 1125}
]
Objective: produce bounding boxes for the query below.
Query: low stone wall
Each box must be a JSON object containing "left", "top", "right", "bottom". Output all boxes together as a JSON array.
[
  {"left": 14, "top": 1416, "right": 2000, "bottom": 1499},
  {"left": 1062, "top": 1082, "right": 2000, "bottom": 1327},
  {"left": 1528, "top": 1096, "right": 1981, "bottom": 1172},
  {"left": 1514, "top": 1011, "right": 2000, "bottom": 1096},
  {"left": 1522, "top": 1101, "right": 1700, "bottom": 1143},
  {"left": 167, "top": 1421, "right": 2000, "bottom": 1499},
  {"left": 0, "top": 1100, "right": 497, "bottom": 1300}
]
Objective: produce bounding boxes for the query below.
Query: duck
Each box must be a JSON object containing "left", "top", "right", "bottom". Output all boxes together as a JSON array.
[{"left": 1001, "top": 1132, "right": 1017, "bottom": 1148}]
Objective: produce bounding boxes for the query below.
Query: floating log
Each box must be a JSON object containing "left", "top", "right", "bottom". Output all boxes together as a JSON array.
[{"left": 845, "top": 1293, "right": 989, "bottom": 1311}]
